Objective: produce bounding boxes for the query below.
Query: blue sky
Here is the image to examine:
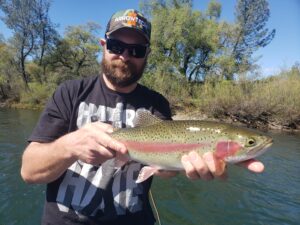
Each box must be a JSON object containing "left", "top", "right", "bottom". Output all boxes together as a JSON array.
[{"left": 0, "top": 0, "right": 299, "bottom": 76}]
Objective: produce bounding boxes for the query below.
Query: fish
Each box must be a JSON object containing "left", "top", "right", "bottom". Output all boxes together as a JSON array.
[{"left": 112, "top": 109, "right": 273, "bottom": 183}]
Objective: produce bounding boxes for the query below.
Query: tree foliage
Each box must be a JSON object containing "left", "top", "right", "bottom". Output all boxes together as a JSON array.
[
  {"left": 229, "top": 0, "right": 276, "bottom": 78},
  {"left": 206, "top": 0, "right": 221, "bottom": 20},
  {"left": 141, "top": 0, "right": 275, "bottom": 81},
  {"left": 34, "top": 0, "right": 59, "bottom": 67},
  {"left": 0, "top": 0, "right": 281, "bottom": 111},
  {"left": 0, "top": 0, "right": 57, "bottom": 88},
  {"left": 0, "top": 41, "right": 19, "bottom": 99},
  {"left": 142, "top": 0, "right": 220, "bottom": 82},
  {"left": 48, "top": 22, "right": 101, "bottom": 82}
]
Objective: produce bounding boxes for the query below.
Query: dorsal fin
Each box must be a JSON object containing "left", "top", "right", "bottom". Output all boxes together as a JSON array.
[{"left": 133, "top": 109, "right": 162, "bottom": 127}]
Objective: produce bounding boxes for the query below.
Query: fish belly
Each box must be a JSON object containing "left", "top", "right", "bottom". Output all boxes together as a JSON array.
[{"left": 125, "top": 141, "right": 212, "bottom": 170}]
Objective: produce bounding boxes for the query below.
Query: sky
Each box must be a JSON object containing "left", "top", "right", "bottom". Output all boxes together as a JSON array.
[{"left": 0, "top": 0, "right": 299, "bottom": 76}]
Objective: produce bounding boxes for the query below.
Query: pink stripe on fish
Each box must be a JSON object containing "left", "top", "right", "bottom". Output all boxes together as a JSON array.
[
  {"left": 215, "top": 141, "right": 241, "bottom": 159},
  {"left": 122, "top": 141, "right": 208, "bottom": 153}
]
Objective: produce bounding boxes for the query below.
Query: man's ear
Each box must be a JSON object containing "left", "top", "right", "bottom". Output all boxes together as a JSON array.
[{"left": 100, "top": 38, "right": 106, "bottom": 47}]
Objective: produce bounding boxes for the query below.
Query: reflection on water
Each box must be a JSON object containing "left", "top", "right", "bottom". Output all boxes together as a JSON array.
[{"left": 0, "top": 108, "right": 300, "bottom": 225}]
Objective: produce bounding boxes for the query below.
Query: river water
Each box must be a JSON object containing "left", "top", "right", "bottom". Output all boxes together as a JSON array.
[{"left": 0, "top": 108, "right": 299, "bottom": 225}]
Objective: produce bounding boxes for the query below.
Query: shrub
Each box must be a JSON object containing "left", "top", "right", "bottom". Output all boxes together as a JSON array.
[{"left": 19, "top": 82, "right": 55, "bottom": 107}]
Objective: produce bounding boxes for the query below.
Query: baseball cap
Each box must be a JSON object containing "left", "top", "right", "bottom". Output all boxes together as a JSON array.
[{"left": 105, "top": 9, "right": 151, "bottom": 43}]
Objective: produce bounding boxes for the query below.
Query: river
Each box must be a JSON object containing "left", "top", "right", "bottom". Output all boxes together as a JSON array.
[{"left": 0, "top": 108, "right": 299, "bottom": 225}]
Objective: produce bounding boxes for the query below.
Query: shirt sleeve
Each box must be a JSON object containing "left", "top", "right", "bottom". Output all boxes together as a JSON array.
[
  {"left": 28, "top": 81, "right": 74, "bottom": 143},
  {"left": 151, "top": 91, "right": 172, "bottom": 121}
]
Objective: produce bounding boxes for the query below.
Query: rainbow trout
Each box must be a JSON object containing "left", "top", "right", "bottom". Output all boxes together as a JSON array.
[{"left": 112, "top": 110, "right": 273, "bottom": 183}]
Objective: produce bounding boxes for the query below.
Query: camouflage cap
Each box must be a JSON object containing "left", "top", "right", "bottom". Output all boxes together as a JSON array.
[{"left": 105, "top": 9, "right": 151, "bottom": 43}]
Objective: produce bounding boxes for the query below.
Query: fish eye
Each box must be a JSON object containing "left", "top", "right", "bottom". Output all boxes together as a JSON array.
[{"left": 246, "top": 138, "right": 256, "bottom": 146}]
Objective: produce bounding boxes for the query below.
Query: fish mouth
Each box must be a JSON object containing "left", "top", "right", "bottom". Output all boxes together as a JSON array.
[
  {"left": 225, "top": 138, "right": 273, "bottom": 164},
  {"left": 248, "top": 141, "right": 273, "bottom": 158}
]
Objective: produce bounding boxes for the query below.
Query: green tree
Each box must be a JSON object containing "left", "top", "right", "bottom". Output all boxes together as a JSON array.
[
  {"left": 0, "top": 0, "right": 57, "bottom": 88},
  {"left": 0, "top": 41, "right": 19, "bottom": 99},
  {"left": 141, "top": 0, "right": 275, "bottom": 82},
  {"left": 33, "top": 0, "right": 59, "bottom": 82},
  {"left": 206, "top": 0, "right": 221, "bottom": 20},
  {"left": 48, "top": 22, "right": 101, "bottom": 81},
  {"left": 228, "top": 0, "right": 275, "bottom": 79},
  {"left": 0, "top": 41, "right": 7, "bottom": 98},
  {"left": 142, "top": 0, "right": 220, "bottom": 82}
]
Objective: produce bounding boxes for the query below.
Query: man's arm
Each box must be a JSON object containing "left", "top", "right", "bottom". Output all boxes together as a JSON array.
[{"left": 21, "top": 122, "right": 126, "bottom": 184}]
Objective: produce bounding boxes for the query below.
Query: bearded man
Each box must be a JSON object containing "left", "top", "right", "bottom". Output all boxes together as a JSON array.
[{"left": 21, "top": 9, "right": 264, "bottom": 225}]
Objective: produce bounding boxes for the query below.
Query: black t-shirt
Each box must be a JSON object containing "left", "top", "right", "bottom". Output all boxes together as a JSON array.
[{"left": 29, "top": 75, "right": 172, "bottom": 225}]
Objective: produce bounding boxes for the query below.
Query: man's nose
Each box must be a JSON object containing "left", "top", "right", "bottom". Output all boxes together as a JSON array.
[{"left": 119, "top": 49, "right": 131, "bottom": 62}]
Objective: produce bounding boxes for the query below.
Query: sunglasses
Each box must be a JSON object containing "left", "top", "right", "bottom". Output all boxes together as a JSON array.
[{"left": 106, "top": 38, "right": 149, "bottom": 58}]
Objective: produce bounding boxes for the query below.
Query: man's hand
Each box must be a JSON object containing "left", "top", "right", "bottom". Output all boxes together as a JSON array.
[
  {"left": 21, "top": 121, "right": 128, "bottom": 184},
  {"left": 62, "top": 121, "right": 127, "bottom": 165},
  {"left": 181, "top": 151, "right": 264, "bottom": 181}
]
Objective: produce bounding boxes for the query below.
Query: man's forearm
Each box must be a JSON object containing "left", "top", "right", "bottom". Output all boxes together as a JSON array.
[{"left": 21, "top": 139, "right": 77, "bottom": 184}]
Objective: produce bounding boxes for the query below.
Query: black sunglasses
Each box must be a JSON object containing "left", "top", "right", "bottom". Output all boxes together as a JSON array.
[{"left": 106, "top": 38, "right": 149, "bottom": 58}]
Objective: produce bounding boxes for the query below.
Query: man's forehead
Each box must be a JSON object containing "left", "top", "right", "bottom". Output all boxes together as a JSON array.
[{"left": 108, "top": 28, "right": 148, "bottom": 44}]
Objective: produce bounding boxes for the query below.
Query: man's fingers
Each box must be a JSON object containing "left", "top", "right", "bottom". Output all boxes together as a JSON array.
[
  {"left": 98, "top": 135, "right": 127, "bottom": 154},
  {"left": 89, "top": 122, "right": 127, "bottom": 154},
  {"left": 203, "top": 152, "right": 226, "bottom": 177},
  {"left": 237, "top": 159, "right": 264, "bottom": 173},
  {"left": 94, "top": 121, "right": 114, "bottom": 133},
  {"left": 187, "top": 152, "right": 213, "bottom": 181},
  {"left": 91, "top": 146, "right": 115, "bottom": 158},
  {"left": 181, "top": 155, "right": 200, "bottom": 180},
  {"left": 182, "top": 151, "right": 227, "bottom": 181}
]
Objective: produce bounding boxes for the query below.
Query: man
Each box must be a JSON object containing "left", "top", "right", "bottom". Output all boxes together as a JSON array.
[{"left": 21, "top": 9, "right": 264, "bottom": 225}]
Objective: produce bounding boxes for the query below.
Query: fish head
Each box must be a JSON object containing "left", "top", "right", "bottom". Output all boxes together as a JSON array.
[{"left": 215, "top": 127, "right": 273, "bottom": 163}]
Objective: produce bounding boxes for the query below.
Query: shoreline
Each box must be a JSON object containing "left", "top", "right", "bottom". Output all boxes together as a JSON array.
[
  {"left": 0, "top": 101, "right": 44, "bottom": 110},
  {"left": 172, "top": 111, "right": 300, "bottom": 133},
  {"left": 1, "top": 101, "right": 299, "bottom": 132}
]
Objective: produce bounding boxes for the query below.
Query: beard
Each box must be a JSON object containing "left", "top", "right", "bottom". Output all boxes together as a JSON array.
[{"left": 101, "top": 55, "right": 146, "bottom": 88}]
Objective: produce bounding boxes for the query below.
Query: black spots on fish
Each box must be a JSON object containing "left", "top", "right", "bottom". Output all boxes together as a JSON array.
[
  {"left": 150, "top": 152, "right": 161, "bottom": 159},
  {"left": 196, "top": 136, "right": 205, "bottom": 142},
  {"left": 176, "top": 152, "right": 184, "bottom": 160}
]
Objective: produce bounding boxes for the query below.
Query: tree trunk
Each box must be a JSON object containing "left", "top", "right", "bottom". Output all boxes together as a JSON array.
[
  {"left": 0, "top": 84, "right": 7, "bottom": 99},
  {"left": 20, "top": 58, "right": 30, "bottom": 91}
]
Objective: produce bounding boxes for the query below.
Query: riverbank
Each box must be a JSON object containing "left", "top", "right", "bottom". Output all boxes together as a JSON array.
[
  {"left": 0, "top": 101, "right": 44, "bottom": 110},
  {"left": 172, "top": 110, "right": 300, "bottom": 132},
  {"left": 1, "top": 100, "right": 299, "bottom": 132},
  {"left": 1, "top": 63, "right": 299, "bottom": 132},
  {"left": 142, "top": 66, "right": 300, "bottom": 133}
]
